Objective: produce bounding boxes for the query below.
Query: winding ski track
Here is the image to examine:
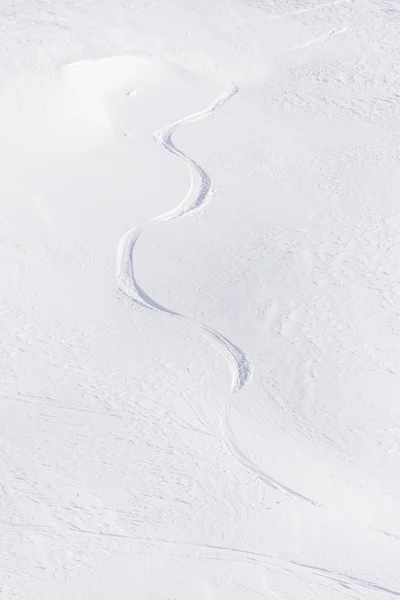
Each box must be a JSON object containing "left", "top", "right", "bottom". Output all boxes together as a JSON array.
[
  {"left": 116, "top": 85, "right": 251, "bottom": 393},
  {"left": 116, "top": 83, "right": 318, "bottom": 506}
]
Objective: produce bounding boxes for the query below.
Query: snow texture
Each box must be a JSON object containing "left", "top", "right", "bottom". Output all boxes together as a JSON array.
[{"left": 1, "top": 0, "right": 400, "bottom": 598}]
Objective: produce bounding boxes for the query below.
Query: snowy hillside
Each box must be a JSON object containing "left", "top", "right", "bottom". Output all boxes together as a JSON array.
[{"left": 1, "top": 0, "right": 400, "bottom": 598}]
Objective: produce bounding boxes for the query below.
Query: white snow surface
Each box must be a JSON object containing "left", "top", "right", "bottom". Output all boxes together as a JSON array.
[{"left": 1, "top": 0, "right": 400, "bottom": 598}]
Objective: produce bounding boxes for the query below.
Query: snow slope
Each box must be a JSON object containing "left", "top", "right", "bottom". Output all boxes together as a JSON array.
[{"left": 1, "top": 0, "right": 400, "bottom": 598}]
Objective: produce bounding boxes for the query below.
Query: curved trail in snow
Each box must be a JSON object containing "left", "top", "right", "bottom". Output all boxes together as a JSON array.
[
  {"left": 3, "top": 523, "right": 399, "bottom": 597},
  {"left": 117, "top": 84, "right": 317, "bottom": 505},
  {"left": 151, "top": 88, "right": 238, "bottom": 223},
  {"left": 221, "top": 398, "right": 320, "bottom": 506},
  {"left": 117, "top": 85, "right": 251, "bottom": 393}
]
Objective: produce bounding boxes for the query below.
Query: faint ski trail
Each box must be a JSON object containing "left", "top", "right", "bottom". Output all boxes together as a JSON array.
[
  {"left": 221, "top": 397, "right": 320, "bottom": 506},
  {"left": 289, "top": 27, "right": 349, "bottom": 50},
  {"left": 3, "top": 523, "right": 399, "bottom": 597},
  {"left": 266, "top": 0, "right": 349, "bottom": 19},
  {"left": 116, "top": 85, "right": 251, "bottom": 393}
]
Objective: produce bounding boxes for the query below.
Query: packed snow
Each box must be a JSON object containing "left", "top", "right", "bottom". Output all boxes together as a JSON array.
[{"left": 1, "top": 0, "right": 400, "bottom": 598}]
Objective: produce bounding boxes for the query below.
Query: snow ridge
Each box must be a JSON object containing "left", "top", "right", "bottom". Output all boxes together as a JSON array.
[{"left": 116, "top": 85, "right": 251, "bottom": 393}]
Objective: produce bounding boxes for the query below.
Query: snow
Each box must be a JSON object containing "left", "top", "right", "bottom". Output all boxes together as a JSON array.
[{"left": 1, "top": 0, "right": 400, "bottom": 598}]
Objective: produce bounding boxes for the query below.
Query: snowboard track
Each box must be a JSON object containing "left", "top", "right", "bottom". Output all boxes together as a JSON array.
[
  {"left": 117, "top": 84, "right": 251, "bottom": 393},
  {"left": 117, "top": 83, "right": 317, "bottom": 506}
]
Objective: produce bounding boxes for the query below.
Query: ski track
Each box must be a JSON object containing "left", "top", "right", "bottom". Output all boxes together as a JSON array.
[
  {"left": 117, "top": 83, "right": 319, "bottom": 506},
  {"left": 116, "top": 84, "right": 251, "bottom": 393},
  {"left": 221, "top": 399, "right": 320, "bottom": 506},
  {"left": 2, "top": 523, "right": 399, "bottom": 597},
  {"left": 289, "top": 26, "right": 349, "bottom": 50},
  {"left": 265, "top": 0, "right": 349, "bottom": 19}
]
